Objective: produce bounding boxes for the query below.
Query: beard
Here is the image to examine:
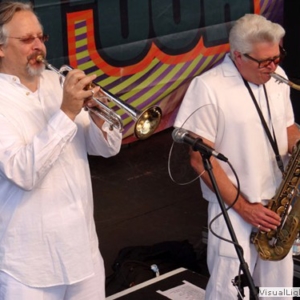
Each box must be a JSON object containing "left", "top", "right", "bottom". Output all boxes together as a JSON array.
[
  {"left": 26, "top": 63, "right": 45, "bottom": 77},
  {"left": 26, "top": 51, "right": 46, "bottom": 77}
]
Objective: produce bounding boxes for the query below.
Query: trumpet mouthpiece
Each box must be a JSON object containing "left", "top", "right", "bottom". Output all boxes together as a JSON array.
[{"left": 36, "top": 55, "right": 45, "bottom": 63}]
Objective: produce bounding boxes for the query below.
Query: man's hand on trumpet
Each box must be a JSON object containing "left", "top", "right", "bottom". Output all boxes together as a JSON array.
[
  {"left": 84, "top": 89, "right": 110, "bottom": 131},
  {"left": 60, "top": 69, "right": 100, "bottom": 121}
]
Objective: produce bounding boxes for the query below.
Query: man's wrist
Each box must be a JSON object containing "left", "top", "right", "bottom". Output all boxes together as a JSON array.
[{"left": 292, "top": 139, "right": 300, "bottom": 153}]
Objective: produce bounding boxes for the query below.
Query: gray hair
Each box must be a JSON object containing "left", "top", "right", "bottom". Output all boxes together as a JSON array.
[
  {"left": 0, "top": 1, "right": 34, "bottom": 45},
  {"left": 229, "top": 14, "right": 285, "bottom": 58}
]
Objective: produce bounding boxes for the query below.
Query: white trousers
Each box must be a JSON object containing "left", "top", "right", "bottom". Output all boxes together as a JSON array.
[
  {"left": 0, "top": 253, "right": 105, "bottom": 300},
  {"left": 205, "top": 202, "right": 293, "bottom": 300}
]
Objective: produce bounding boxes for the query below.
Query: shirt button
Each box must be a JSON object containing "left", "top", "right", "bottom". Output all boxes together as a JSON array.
[{"left": 26, "top": 92, "right": 30, "bottom": 96}]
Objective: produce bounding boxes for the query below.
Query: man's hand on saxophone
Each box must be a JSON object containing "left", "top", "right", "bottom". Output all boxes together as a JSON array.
[
  {"left": 189, "top": 137, "right": 282, "bottom": 232},
  {"left": 237, "top": 200, "right": 281, "bottom": 232}
]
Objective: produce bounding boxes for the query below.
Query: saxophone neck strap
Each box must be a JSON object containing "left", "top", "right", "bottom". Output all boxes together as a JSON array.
[{"left": 242, "top": 77, "right": 284, "bottom": 174}]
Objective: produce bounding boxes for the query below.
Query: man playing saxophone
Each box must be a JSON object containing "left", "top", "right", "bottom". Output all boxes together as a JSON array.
[
  {"left": 174, "top": 13, "right": 300, "bottom": 300},
  {"left": 0, "top": 1, "right": 122, "bottom": 299}
]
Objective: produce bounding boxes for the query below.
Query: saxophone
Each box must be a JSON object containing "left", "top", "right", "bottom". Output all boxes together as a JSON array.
[
  {"left": 252, "top": 140, "right": 300, "bottom": 260},
  {"left": 270, "top": 72, "right": 300, "bottom": 91},
  {"left": 252, "top": 72, "right": 300, "bottom": 260}
]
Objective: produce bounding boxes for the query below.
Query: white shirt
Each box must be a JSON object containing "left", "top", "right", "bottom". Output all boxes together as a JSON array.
[
  {"left": 174, "top": 54, "right": 294, "bottom": 204},
  {"left": 0, "top": 70, "right": 122, "bottom": 287}
]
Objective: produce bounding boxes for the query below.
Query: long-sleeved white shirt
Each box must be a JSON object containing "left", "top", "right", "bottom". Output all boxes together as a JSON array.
[{"left": 0, "top": 70, "right": 122, "bottom": 287}]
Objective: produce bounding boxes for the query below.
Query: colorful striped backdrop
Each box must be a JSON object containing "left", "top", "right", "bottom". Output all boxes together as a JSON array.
[{"left": 65, "top": 0, "right": 283, "bottom": 143}]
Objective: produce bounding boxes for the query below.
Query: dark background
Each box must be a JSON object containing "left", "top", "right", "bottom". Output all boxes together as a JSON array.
[
  {"left": 283, "top": 1, "right": 300, "bottom": 124},
  {"left": 89, "top": 127, "right": 208, "bottom": 286}
]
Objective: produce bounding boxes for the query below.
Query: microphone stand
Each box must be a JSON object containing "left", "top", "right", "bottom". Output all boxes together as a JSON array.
[{"left": 198, "top": 150, "right": 259, "bottom": 300}]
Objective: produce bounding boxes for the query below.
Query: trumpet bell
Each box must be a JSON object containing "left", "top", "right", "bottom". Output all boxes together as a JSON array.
[
  {"left": 36, "top": 55, "right": 162, "bottom": 139},
  {"left": 135, "top": 106, "right": 162, "bottom": 140}
]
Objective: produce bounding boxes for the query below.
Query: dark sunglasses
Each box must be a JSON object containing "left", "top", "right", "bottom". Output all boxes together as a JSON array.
[{"left": 243, "top": 46, "right": 286, "bottom": 69}]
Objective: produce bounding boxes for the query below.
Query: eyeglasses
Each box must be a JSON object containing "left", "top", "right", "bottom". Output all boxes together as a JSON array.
[
  {"left": 243, "top": 47, "right": 286, "bottom": 69},
  {"left": 6, "top": 34, "right": 49, "bottom": 44}
]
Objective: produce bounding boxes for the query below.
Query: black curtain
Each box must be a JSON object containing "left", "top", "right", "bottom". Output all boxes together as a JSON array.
[{"left": 283, "top": 1, "right": 300, "bottom": 123}]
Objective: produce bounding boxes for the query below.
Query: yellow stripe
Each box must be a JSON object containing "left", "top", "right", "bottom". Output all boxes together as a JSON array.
[
  {"left": 98, "top": 59, "right": 160, "bottom": 94},
  {"left": 75, "top": 26, "right": 87, "bottom": 35},
  {"left": 76, "top": 50, "right": 89, "bottom": 60},
  {"left": 79, "top": 61, "right": 95, "bottom": 70},
  {"left": 120, "top": 63, "right": 171, "bottom": 102}
]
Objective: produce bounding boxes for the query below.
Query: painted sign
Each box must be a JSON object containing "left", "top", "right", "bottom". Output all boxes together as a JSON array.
[{"left": 33, "top": 0, "right": 283, "bottom": 142}]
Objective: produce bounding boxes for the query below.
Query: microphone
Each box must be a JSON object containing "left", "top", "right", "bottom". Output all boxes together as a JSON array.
[{"left": 172, "top": 128, "right": 228, "bottom": 162}]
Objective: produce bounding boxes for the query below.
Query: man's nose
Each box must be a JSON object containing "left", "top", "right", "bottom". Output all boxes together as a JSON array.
[
  {"left": 267, "top": 61, "right": 278, "bottom": 71},
  {"left": 32, "top": 37, "right": 45, "bottom": 48}
]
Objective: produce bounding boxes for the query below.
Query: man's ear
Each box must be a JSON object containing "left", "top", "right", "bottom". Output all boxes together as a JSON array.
[
  {"left": 233, "top": 50, "right": 243, "bottom": 66},
  {"left": 233, "top": 50, "right": 241, "bottom": 60}
]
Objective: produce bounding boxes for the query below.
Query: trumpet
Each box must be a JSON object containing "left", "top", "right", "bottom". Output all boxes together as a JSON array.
[
  {"left": 270, "top": 72, "right": 300, "bottom": 91},
  {"left": 36, "top": 55, "right": 162, "bottom": 140}
]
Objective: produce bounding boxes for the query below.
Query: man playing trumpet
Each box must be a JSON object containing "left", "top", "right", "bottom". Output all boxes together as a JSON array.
[{"left": 0, "top": 1, "right": 122, "bottom": 299}]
